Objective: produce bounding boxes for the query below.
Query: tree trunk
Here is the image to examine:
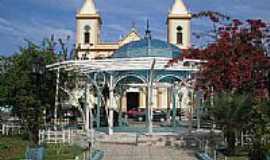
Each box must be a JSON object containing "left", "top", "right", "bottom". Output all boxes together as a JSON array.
[
  {"left": 249, "top": 141, "right": 265, "bottom": 160},
  {"left": 226, "top": 129, "right": 236, "bottom": 155}
]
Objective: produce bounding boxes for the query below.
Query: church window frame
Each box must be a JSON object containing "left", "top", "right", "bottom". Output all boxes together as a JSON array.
[
  {"left": 84, "top": 32, "right": 90, "bottom": 44},
  {"left": 84, "top": 25, "right": 91, "bottom": 44},
  {"left": 176, "top": 26, "right": 183, "bottom": 45}
]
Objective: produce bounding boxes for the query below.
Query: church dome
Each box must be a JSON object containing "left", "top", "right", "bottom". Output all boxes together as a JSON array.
[{"left": 112, "top": 39, "right": 181, "bottom": 59}]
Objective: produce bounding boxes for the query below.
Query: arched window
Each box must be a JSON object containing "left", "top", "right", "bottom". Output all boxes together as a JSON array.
[
  {"left": 176, "top": 26, "right": 183, "bottom": 44},
  {"left": 84, "top": 25, "right": 91, "bottom": 44},
  {"left": 84, "top": 32, "right": 90, "bottom": 44}
]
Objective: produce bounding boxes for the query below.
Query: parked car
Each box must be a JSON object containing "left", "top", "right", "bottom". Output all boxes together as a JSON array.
[
  {"left": 127, "top": 108, "right": 145, "bottom": 118},
  {"left": 136, "top": 109, "right": 168, "bottom": 122},
  {"left": 136, "top": 110, "right": 146, "bottom": 122},
  {"left": 153, "top": 110, "right": 167, "bottom": 122}
]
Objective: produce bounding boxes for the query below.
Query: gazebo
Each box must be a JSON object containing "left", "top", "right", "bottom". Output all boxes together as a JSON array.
[{"left": 47, "top": 35, "right": 199, "bottom": 135}]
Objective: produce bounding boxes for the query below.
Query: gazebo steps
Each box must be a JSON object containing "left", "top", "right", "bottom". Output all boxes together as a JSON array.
[{"left": 95, "top": 132, "right": 200, "bottom": 148}]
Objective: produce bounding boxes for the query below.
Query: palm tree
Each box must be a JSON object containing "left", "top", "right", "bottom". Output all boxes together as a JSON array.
[
  {"left": 248, "top": 100, "right": 270, "bottom": 160},
  {"left": 206, "top": 92, "right": 252, "bottom": 155}
]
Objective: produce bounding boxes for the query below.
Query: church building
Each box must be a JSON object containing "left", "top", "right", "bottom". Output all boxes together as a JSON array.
[
  {"left": 73, "top": 0, "right": 193, "bottom": 114},
  {"left": 42, "top": 0, "right": 201, "bottom": 132},
  {"left": 75, "top": 0, "right": 192, "bottom": 60},
  {"left": 46, "top": 0, "right": 199, "bottom": 133}
]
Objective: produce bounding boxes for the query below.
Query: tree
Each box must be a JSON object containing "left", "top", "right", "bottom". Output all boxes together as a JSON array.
[
  {"left": 169, "top": 13, "right": 270, "bottom": 159},
  {"left": 0, "top": 56, "right": 13, "bottom": 107},
  {"left": 5, "top": 41, "right": 56, "bottom": 145},
  {"left": 0, "top": 35, "right": 76, "bottom": 146},
  {"left": 179, "top": 19, "right": 269, "bottom": 96},
  {"left": 206, "top": 92, "right": 252, "bottom": 155},
  {"left": 191, "top": 11, "right": 231, "bottom": 47},
  {"left": 247, "top": 100, "right": 270, "bottom": 160},
  {"left": 170, "top": 12, "right": 270, "bottom": 94}
]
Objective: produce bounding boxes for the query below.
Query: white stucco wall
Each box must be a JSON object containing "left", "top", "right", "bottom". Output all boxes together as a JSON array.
[
  {"left": 167, "top": 17, "right": 191, "bottom": 49},
  {"left": 76, "top": 18, "right": 101, "bottom": 45}
]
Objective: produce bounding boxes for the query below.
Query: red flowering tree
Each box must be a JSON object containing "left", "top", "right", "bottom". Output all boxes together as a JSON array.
[
  {"left": 172, "top": 18, "right": 270, "bottom": 98},
  {"left": 170, "top": 14, "right": 270, "bottom": 157}
]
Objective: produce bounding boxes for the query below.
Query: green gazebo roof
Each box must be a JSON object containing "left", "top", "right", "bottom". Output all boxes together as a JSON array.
[{"left": 112, "top": 39, "right": 181, "bottom": 59}]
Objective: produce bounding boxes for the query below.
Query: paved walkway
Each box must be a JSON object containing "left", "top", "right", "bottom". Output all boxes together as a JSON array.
[{"left": 96, "top": 143, "right": 197, "bottom": 160}]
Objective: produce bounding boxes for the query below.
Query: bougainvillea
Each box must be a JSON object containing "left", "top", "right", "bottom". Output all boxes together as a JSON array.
[{"left": 170, "top": 18, "right": 270, "bottom": 99}]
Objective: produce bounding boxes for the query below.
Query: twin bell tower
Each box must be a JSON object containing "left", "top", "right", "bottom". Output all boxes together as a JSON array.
[{"left": 75, "top": 0, "right": 191, "bottom": 59}]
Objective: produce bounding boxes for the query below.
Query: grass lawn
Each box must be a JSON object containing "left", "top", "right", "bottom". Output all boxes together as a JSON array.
[
  {"left": 0, "top": 136, "right": 85, "bottom": 160},
  {"left": 0, "top": 136, "right": 27, "bottom": 160},
  {"left": 45, "top": 144, "right": 85, "bottom": 160},
  {"left": 218, "top": 147, "right": 249, "bottom": 160},
  {"left": 227, "top": 156, "right": 248, "bottom": 160},
  {"left": 226, "top": 149, "right": 249, "bottom": 160}
]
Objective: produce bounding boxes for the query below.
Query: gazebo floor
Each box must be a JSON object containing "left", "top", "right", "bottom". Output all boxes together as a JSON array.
[{"left": 95, "top": 126, "right": 187, "bottom": 134}]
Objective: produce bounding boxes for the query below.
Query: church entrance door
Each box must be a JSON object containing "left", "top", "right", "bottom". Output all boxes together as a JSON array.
[{"left": 126, "top": 92, "right": 139, "bottom": 111}]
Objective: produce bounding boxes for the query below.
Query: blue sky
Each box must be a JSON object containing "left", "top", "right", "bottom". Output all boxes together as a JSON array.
[{"left": 0, "top": 0, "right": 269, "bottom": 56}]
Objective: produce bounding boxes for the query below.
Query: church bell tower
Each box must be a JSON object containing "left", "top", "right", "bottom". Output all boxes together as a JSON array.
[
  {"left": 167, "top": 0, "right": 191, "bottom": 49},
  {"left": 76, "top": 0, "right": 102, "bottom": 59}
]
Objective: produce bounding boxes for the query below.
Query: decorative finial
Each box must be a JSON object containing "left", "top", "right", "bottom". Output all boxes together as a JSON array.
[
  {"left": 145, "top": 19, "right": 152, "bottom": 40},
  {"left": 131, "top": 21, "right": 137, "bottom": 32},
  {"left": 132, "top": 21, "right": 136, "bottom": 28}
]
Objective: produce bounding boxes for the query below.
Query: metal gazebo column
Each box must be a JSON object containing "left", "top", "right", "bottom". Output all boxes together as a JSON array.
[
  {"left": 92, "top": 72, "right": 106, "bottom": 129},
  {"left": 171, "top": 83, "right": 178, "bottom": 128},
  {"left": 146, "top": 59, "right": 156, "bottom": 134},
  {"left": 84, "top": 81, "right": 91, "bottom": 131},
  {"left": 83, "top": 79, "right": 95, "bottom": 159},
  {"left": 146, "top": 77, "right": 153, "bottom": 134},
  {"left": 196, "top": 89, "right": 204, "bottom": 130},
  {"left": 96, "top": 95, "right": 101, "bottom": 128},
  {"left": 95, "top": 73, "right": 105, "bottom": 129},
  {"left": 118, "top": 95, "right": 124, "bottom": 127},
  {"left": 54, "top": 68, "right": 60, "bottom": 130},
  {"left": 108, "top": 74, "right": 115, "bottom": 135}
]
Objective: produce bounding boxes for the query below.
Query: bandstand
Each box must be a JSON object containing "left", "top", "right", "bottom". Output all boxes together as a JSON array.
[{"left": 47, "top": 36, "right": 200, "bottom": 135}]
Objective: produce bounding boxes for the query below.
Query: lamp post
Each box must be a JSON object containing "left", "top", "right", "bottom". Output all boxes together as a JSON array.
[
  {"left": 32, "top": 57, "right": 45, "bottom": 76},
  {"left": 32, "top": 57, "right": 45, "bottom": 109},
  {"left": 31, "top": 56, "right": 45, "bottom": 144},
  {"left": 32, "top": 56, "right": 45, "bottom": 107}
]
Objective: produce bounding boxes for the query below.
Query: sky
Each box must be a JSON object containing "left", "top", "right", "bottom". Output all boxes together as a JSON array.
[{"left": 0, "top": 0, "right": 269, "bottom": 56}]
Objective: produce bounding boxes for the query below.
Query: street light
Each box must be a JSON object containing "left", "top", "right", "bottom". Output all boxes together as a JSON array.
[
  {"left": 32, "top": 56, "right": 46, "bottom": 127},
  {"left": 32, "top": 56, "right": 45, "bottom": 75},
  {"left": 27, "top": 56, "right": 46, "bottom": 160}
]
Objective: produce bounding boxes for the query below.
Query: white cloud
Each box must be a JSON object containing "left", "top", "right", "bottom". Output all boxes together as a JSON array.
[
  {"left": 104, "top": 24, "right": 127, "bottom": 33},
  {"left": 23, "top": 21, "right": 74, "bottom": 40},
  {"left": 0, "top": 17, "right": 11, "bottom": 26},
  {"left": 0, "top": 17, "right": 22, "bottom": 38},
  {"left": 0, "top": 16, "right": 74, "bottom": 40},
  {"left": 27, "top": 0, "right": 81, "bottom": 11},
  {"left": 0, "top": 15, "right": 75, "bottom": 56}
]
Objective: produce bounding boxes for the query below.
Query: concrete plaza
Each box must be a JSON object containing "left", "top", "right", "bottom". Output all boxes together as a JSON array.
[{"left": 96, "top": 143, "right": 197, "bottom": 160}]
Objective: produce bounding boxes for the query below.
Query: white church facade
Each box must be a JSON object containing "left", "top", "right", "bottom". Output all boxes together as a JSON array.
[{"left": 75, "top": 0, "right": 192, "bottom": 60}]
